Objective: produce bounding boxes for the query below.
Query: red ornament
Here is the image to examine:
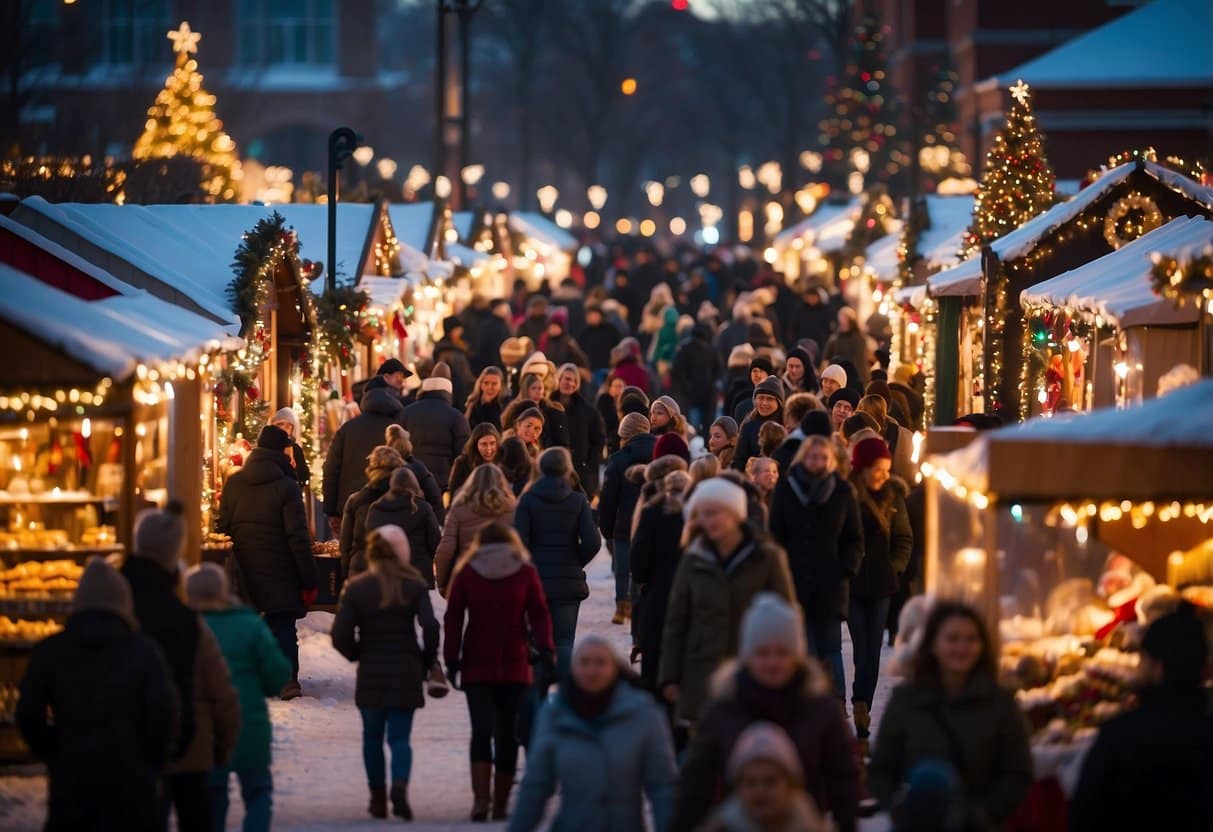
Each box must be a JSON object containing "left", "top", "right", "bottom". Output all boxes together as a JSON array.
[{"left": 247, "top": 386, "right": 260, "bottom": 401}]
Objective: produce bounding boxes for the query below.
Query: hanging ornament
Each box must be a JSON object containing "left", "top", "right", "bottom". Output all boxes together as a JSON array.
[{"left": 1103, "top": 192, "right": 1163, "bottom": 250}]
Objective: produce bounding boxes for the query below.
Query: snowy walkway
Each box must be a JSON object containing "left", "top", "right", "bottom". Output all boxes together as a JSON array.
[{"left": 0, "top": 548, "right": 894, "bottom": 830}]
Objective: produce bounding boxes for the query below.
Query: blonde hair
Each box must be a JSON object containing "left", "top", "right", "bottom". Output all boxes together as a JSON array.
[
  {"left": 465, "top": 366, "right": 508, "bottom": 413},
  {"left": 856, "top": 394, "right": 888, "bottom": 430},
  {"left": 365, "top": 526, "right": 425, "bottom": 607},
  {"left": 385, "top": 424, "right": 413, "bottom": 457},
  {"left": 452, "top": 463, "right": 514, "bottom": 516},
  {"left": 519, "top": 372, "right": 547, "bottom": 402},
  {"left": 791, "top": 434, "right": 837, "bottom": 471},
  {"left": 745, "top": 456, "right": 777, "bottom": 478},
  {"left": 689, "top": 455, "right": 720, "bottom": 490},
  {"left": 365, "top": 446, "right": 405, "bottom": 481}
]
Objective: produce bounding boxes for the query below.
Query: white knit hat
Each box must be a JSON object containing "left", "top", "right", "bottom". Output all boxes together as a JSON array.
[
  {"left": 821, "top": 364, "right": 848, "bottom": 386},
  {"left": 684, "top": 477, "right": 748, "bottom": 522},
  {"left": 739, "top": 593, "right": 807, "bottom": 662},
  {"left": 421, "top": 376, "right": 453, "bottom": 394},
  {"left": 269, "top": 406, "right": 299, "bottom": 435}
]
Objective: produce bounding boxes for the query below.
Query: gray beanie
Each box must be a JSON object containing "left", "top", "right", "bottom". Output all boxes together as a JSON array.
[
  {"left": 739, "top": 593, "right": 807, "bottom": 662},
  {"left": 133, "top": 501, "right": 187, "bottom": 573},
  {"left": 72, "top": 557, "right": 136, "bottom": 629},
  {"left": 726, "top": 722, "right": 805, "bottom": 785},
  {"left": 185, "top": 562, "right": 231, "bottom": 610}
]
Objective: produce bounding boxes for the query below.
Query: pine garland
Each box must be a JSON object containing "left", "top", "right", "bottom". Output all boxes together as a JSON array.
[{"left": 315, "top": 285, "right": 371, "bottom": 370}]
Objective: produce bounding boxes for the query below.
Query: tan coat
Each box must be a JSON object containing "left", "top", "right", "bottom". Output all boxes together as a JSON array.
[
  {"left": 434, "top": 498, "right": 516, "bottom": 594},
  {"left": 168, "top": 622, "right": 240, "bottom": 774}
]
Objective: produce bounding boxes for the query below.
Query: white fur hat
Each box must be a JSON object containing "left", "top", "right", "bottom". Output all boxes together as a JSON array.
[
  {"left": 421, "top": 376, "right": 453, "bottom": 395},
  {"left": 373, "top": 524, "right": 413, "bottom": 566},
  {"left": 684, "top": 476, "right": 748, "bottom": 522}
]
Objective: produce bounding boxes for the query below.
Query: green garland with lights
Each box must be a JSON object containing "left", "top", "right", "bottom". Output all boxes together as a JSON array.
[
  {"left": 315, "top": 285, "right": 371, "bottom": 369},
  {"left": 1150, "top": 252, "right": 1213, "bottom": 305}
]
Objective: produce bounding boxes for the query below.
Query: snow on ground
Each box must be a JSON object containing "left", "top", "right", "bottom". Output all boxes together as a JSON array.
[{"left": 0, "top": 547, "right": 895, "bottom": 830}]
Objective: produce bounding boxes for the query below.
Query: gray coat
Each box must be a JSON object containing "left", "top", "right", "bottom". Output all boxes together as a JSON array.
[{"left": 508, "top": 683, "right": 677, "bottom": 832}]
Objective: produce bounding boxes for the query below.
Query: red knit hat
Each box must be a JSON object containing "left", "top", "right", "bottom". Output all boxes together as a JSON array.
[
  {"left": 653, "top": 432, "right": 691, "bottom": 463},
  {"left": 850, "top": 436, "right": 891, "bottom": 473}
]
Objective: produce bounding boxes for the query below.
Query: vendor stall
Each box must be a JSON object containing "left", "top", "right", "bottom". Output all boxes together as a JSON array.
[
  {"left": 772, "top": 198, "right": 860, "bottom": 286},
  {"left": 926, "top": 255, "right": 985, "bottom": 422},
  {"left": 921, "top": 382, "right": 1213, "bottom": 769}
]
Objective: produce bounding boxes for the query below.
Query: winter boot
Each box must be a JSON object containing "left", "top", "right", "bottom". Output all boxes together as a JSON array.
[
  {"left": 491, "top": 770, "right": 514, "bottom": 820},
  {"left": 470, "top": 762, "right": 492, "bottom": 821},
  {"left": 611, "top": 601, "right": 627, "bottom": 625},
  {"left": 853, "top": 701, "right": 871, "bottom": 739},
  {"left": 390, "top": 781, "right": 413, "bottom": 820},
  {"left": 280, "top": 678, "right": 302, "bottom": 701},
  {"left": 368, "top": 787, "right": 388, "bottom": 819}
]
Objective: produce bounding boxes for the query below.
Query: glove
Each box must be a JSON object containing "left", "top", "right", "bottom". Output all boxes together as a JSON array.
[
  {"left": 446, "top": 663, "right": 461, "bottom": 691},
  {"left": 300, "top": 588, "right": 318, "bottom": 609},
  {"left": 538, "top": 649, "right": 557, "bottom": 687}
]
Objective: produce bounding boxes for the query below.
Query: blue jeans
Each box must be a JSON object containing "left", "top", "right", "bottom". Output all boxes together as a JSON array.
[
  {"left": 208, "top": 768, "right": 272, "bottom": 832},
  {"left": 805, "top": 614, "right": 846, "bottom": 701},
  {"left": 847, "top": 597, "right": 891, "bottom": 708},
  {"left": 549, "top": 600, "right": 581, "bottom": 679},
  {"left": 611, "top": 539, "right": 631, "bottom": 604},
  {"left": 359, "top": 707, "right": 416, "bottom": 788}
]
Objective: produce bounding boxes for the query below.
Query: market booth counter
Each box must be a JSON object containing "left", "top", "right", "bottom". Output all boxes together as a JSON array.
[
  {"left": 921, "top": 381, "right": 1213, "bottom": 796},
  {"left": 0, "top": 264, "right": 234, "bottom": 759}
]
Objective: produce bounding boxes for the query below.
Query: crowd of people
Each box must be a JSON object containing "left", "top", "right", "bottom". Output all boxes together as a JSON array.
[{"left": 14, "top": 246, "right": 1213, "bottom": 832}]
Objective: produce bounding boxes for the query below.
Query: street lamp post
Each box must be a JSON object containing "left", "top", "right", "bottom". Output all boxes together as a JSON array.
[
  {"left": 327, "top": 127, "right": 362, "bottom": 294},
  {"left": 435, "top": 0, "right": 484, "bottom": 211}
]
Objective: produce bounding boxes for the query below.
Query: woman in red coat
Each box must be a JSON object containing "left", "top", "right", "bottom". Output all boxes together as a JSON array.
[{"left": 444, "top": 522, "right": 554, "bottom": 823}]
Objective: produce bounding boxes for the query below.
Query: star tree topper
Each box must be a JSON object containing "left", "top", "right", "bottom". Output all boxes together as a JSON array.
[
  {"left": 1009, "top": 79, "right": 1031, "bottom": 107},
  {"left": 168, "top": 21, "right": 201, "bottom": 55}
]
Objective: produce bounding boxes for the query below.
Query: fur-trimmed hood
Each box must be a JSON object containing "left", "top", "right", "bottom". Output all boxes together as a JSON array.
[
  {"left": 707, "top": 657, "right": 830, "bottom": 701},
  {"left": 466, "top": 541, "right": 528, "bottom": 580}
]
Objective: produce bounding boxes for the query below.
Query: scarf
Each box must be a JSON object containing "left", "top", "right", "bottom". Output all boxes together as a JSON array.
[
  {"left": 788, "top": 466, "right": 836, "bottom": 506},
  {"left": 850, "top": 476, "right": 899, "bottom": 533},
  {"left": 565, "top": 678, "right": 618, "bottom": 723}
]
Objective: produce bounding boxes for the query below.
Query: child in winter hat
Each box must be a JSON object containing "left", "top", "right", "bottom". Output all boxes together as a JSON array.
[
  {"left": 132, "top": 500, "right": 187, "bottom": 574},
  {"left": 184, "top": 562, "right": 232, "bottom": 610}
]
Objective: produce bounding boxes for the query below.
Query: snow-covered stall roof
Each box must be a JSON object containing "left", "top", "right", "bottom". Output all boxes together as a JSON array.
[
  {"left": 0, "top": 215, "right": 144, "bottom": 296},
  {"left": 894, "top": 284, "right": 928, "bottom": 309},
  {"left": 510, "top": 212, "right": 577, "bottom": 254},
  {"left": 357, "top": 275, "right": 410, "bottom": 311},
  {"left": 386, "top": 202, "right": 487, "bottom": 271},
  {"left": 927, "top": 255, "right": 983, "bottom": 297},
  {"left": 864, "top": 232, "right": 902, "bottom": 282},
  {"left": 0, "top": 262, "right": 237, "bottom": 379},
  {"left": 929, "top": 380, "right": 1213, "bottom": 500},
  {"left": 989, "top": 161, "right": 1213, "bottom": 263},
  {"left": 919, "top": 196, "right": 974, "bottom": 270},
  {"left": 1020, "top": 216, "right": 1210, "bottom": 328},
  {"left": 990, "top": 0, "right": 1213, "bottom": 89},
  {"left": 773, "top": 200, "right": 858, "bottom": 249}
]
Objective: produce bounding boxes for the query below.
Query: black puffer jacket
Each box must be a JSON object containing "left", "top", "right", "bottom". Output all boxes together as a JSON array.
[
  {"left": 406, "top": 456, "right": 445, "bottom": 525},
  {"left": 670, "top": 324, "right": 721, "bottom": 413},
  {"left": 849, "top": 476, "right": 912, "bottom": 601},
  {"left": 322, "top": 387, "right": 405, "bottom": 516},
  {"left": 598, "top": 433, "right": 658, "bottom": 542},
  {"left": 467, "top": 398, "right": 504, "bottom": 431},
  {"left": 332, "top": 571, "right": 439, "bottom": 710},
  {"left": 120, "top": 556, "right": 200, "bottom": 761},
  {"left": 473, "top": 314, "right": 511, "bottom": 372},
  {"left": 365, "top": 492, "right": 442, "bottom": 588},
  {"left": 769, "top": 468, "right": 864, "bottom": 620},
  {"left": 557, "top": 391, "right": 607, "bottom": 497},
  {"left": 732, "top": 412, "right": 779, "bottom": 472},
  {"left": 339, "top": 475, "right": 392, "bottom": 575},
  {"left": 401, "top": 389, "right": 471, "bottom": 490},
  {"left": 17, "top": 611, "right": 180, "bottom": 832},
  {"left": 630, "top": 499, "right": 685, "bottom": 692},
  {"left": 514, "top": 475, "right": 602, "bottom": 604},
  {"left": 218, "top": 448, "right": 317, "bottom": 618},
  {"left": 597, "top": 393, "right": 622, "bottom": 455}
]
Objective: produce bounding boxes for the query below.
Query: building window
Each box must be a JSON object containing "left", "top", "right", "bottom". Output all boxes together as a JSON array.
[
  {"left": 237, "top": 0, "right": 335, "bottom": 66},
  {"left": 102, "top": 0, "right": 171, "bottom": 67}
]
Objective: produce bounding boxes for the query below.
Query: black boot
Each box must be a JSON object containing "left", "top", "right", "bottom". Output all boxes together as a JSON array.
[
  {"left": 368, "top": 787, "right": 387, "bottom": 819},
  {"left": 390, "top": 781, "right": 413, "bottom": 821}
]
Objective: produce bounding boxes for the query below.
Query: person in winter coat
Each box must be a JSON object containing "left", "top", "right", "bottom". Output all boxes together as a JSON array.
[
  {"left": 553, "top": 363, "right": 607, "bottom": 497},
  {"left": 745, "top": 455, "right": 779, "bottom": 510},
  {"left": 891, "top": 364, "right": 926, "bottom": 432},
  {"left": 670, "top": 322, "right": 722, "bottom": 436},
  {"left": 699, "top": 722, "right": 837, "bottom": 832},
  {"left": 540, "top": 309, "right": 591, "bottom": 370},
  {"left": 18, "top": 558, "right": 180, "bottom": 832},
  {"left": 577, "top": 304, "right": 624, "bottom": 373},
  {"left": 121, "top": 504, "right": 239, "bottom": 832},
  {"left": 846, "top": 437, "right": 911, "bottom": 740},
  {"left": 823, "top": 309, "right": 869, "bottom": 386},
  {"left": 630, "top": 466, "right": 690, "bottom": 693},
  {"left": 448, "top": 423, "right": 502, "bottom": 499},
  {"left": 733, "top": 378, "right": 785, "bottom": 473},
  {"left": 672, "top": 595, "right": 858, "bottom": 832},
  {"left": 474, "top": 299, "right": 514, "bottom": 373},
  {"left": 401, "top": 370, "right": 471, "bottom": 491},
  {"left": 497, "top": 435, "right": 537, "bottom": 496},
  {"left": 790, "top": 281, "right": 834, "bottom": 352},
  {"left": 710, "top": 416, "right": 739, "bottom": 469},
  {"left": 383, "top": 424, "right": 446, "bottom": 525},
  {"left": 514, "top": 447, "right": 602, "bottom": 676},
  {"left": 865, "top": 379, "right": 913, "bottom": 433},
  {"left": 218, "top": 425, "right": 318, "bottom": 697},
  {"left": 508, "top": 636, "right": 677, "bottom": 832},
  {"left": 819, "top": 364, "right": 847, "bottom": 401},
  {"left": 771, "top": 408, "right": 832, "bottom": 478},
  {"left": 649, "top": 394, "right": 690, "bottom": 440},
  {"left": 503, "top": 372, "right": 572, "bottom": 450},
  {"left": 1070, "top": 603, "right": 1213, "bottom": 831},
  {"left": 444, "top": 523, "right": 555, "bottom": 822},
  {"left": 465, "top": 366, "right": 509, "bottom": 431},
  {"left": 869, "top": 601, "right": 1032, "bottom": 828},
  {"left": 269, "top": 407, "right": 310, "bottom": 488},
  {"left": 365, "top": 467, "right": 442, "bottom": 587},
  {"left": 609, "top": 336, "right": 652, "bottom": 392},
  {"left": 829, "top": 388, "right": 860, "bottom": 433},
  {"left": 782, "top": 347, "right": 819, "bottom": 396},
  {"left": 434, "top": 315, "right": 478, "bottom": 407},
  {"left": 728, "top": 356, "right": 774, "bottom": 423},
  {"left": 186, "top": 563, "right": 291, "bottom": 832},
  {"left": 768, "top": 434, "right": 863, "bottom": 700},
  {"left": 596, "top": 374, "right": 626, "bottom": 454},
  {"left": 660, "top": 478, "right": 796, "bottom": 724},
  {"left": 856, "top": 393, "right": 916, "bottom": 484},
  {"left": 598, "top": 413, "right": 659, "bottom": 625},
  {"left": 516, "top": 295, "right": 551, "bottom": 345},
  {"left": 436, "top": 463, "right": 518, "bottom": 594},
  {"left": 322, "top": 374, "right": 408, "bottom": 534},
  {"left": 340, "top": 445, "right": 404, "bottom": 576},
  {"left": 333, "top": 526, "right": 440, "bottom": 821},
  {"left": 648, "top": 305, "right": 680, "bottom": 375}
]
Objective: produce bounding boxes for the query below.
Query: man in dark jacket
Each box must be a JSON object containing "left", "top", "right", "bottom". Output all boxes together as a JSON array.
[
  {"left": 789, "top": 281, "right": 834, "bottom": 352},
  {"left": 610, "top": 269, "right": 645, "bottom": 333},
  {"left": 322, "top": 361, "right": 410, "bottom": 533},
  {"left": 433, "top": 316, "right": 477, "bottom": 407},
  {"left": 219, "top": 425, "right": 318, "bottom": 698},
  {"left": 472, "top": 299, "right": 513, "bottom": 372},
  {"left": 578, "top": 304, "right": 624, "bottom": 374},
  {"left": 540, "top": 308, "right": 590, "bottom": 371},
  {"left": 1070, "top": 603, "right": 1213, "bottom": 832},
  {"left": 598, "top": 414, "right": 659, "bottom": 623},
  {"left": 400, "top": 372, "right": 471, "bottom": 491},
  {"left": 19, "top": 557, "right": 180, "bottom": 832},
  {"left": 670, "top": 322, "right": 721, "bottom": 436},
  {"left": 553, "top": 364, "right": 607, "bottom": 498},
  {"left": 516, "top": 295, "right": 550, "bottom": 345}
]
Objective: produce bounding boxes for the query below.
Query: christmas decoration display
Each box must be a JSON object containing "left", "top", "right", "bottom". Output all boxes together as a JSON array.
[
  {"left": 917, "top": 65, "right": 970, "bottom": 187},
  {"left": 1150, "top": 249, "right": 1213, "bottom": 306},
  {"left": 132, "top": 22, "right": 241, "bottom": 202},
  {"left": 843, "top": 186, "right": 896, "bottom": 261},
  {"left": 819, "top": 14, "right": 907, "bottom": 189},
  {"left": 315, "top": 286, "right": 371, "bottom": 370},
  {"left": 1103, "top": 193, "right": 1163, "bottom": 250}
]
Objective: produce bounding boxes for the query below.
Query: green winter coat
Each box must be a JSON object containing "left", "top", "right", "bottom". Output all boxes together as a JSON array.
[
  {"left": 201, "top": 605, "right": 292, "bottom": 772},
  {"left": 659, "top": 532, "right": 796, "bottom": 722}
]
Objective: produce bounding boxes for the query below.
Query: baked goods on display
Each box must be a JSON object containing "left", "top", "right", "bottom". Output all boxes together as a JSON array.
[
  {"left": 0, "top": 559, "right": 84, "bottom": 598},
  {"left": 313, "top": 539, "right": 340, "bottom": 557},
  {"left": 0, "top": 616, "right": 62, "bottom": 643}
]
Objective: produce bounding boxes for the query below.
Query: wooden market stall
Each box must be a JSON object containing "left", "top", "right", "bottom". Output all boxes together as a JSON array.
[
  {"left": 772, "top": 198, "right": 860, "bottom": 287},
  {"left": 926, "top": 255, "right": 986, "bottom": 423}
]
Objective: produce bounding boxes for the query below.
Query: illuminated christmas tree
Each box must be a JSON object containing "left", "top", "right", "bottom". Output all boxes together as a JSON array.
[
  {"left": 819, "top": 15, "right": 906, "bottom": 190},
  {"left": 917, "top": 64, "right": 969, "bottom": 188},
  {"left": 960, "top": 80, "right": 1055, "bottom": 257},
  {"left": 133, "top": 22, "right": 241, "bottom": 201}
]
